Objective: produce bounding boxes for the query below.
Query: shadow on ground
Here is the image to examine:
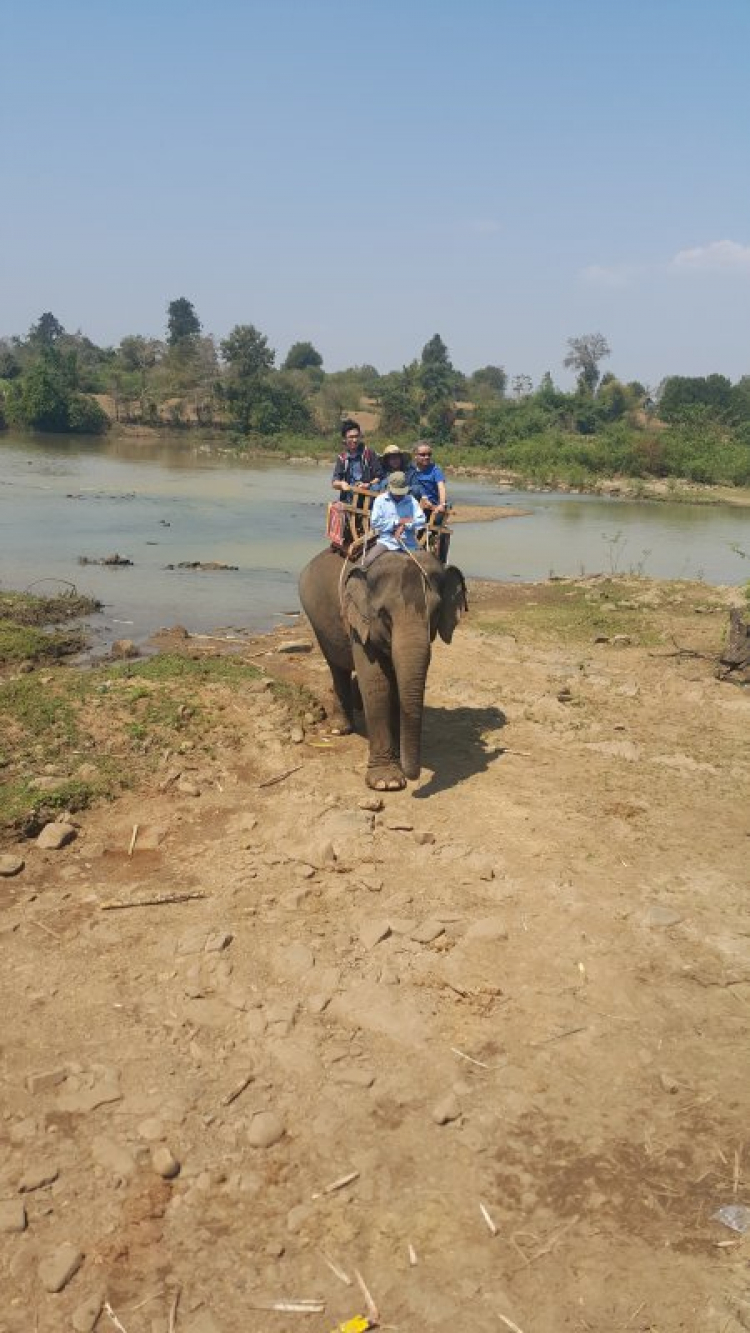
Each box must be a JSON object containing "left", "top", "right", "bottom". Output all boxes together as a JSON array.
[{"left": 415, "top": 703, "right": 507, "bottom": 798}]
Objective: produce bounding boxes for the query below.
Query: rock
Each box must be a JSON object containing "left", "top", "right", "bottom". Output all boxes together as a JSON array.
[
  {"left": 151, "top": 1146, "right": 181, "bottom": 1179},
  {"left": 91, "top": 1135, "right": 137, "bottom": 1180},
  {"left": 37, "top": 822, "right": 76, "bottom": 850},
  {"left": 358, "top": 873, "right": 384, "bottom": 893},
  {"left": 0, "top": 1201, "right": 26, "bottom": 1233},
  {"left": 329, "top": 1066, "right": 375, "bottom": 1088},
  {"left": 111, "top": 639, "right": 138, "bottom": 659},
  {"left": 71, "top": 1292, "right": 104, "bottom": 1332},
  {"left": 38, "top": 1242, "right": 84, "bottom": 1293},
  {"left": 644, "top": 905, "right": 683, "bottom": 929},
  {"left": 659, "top": 1072, "right": 680, "bottom": 1094},
  {"left": 464, "top": 917, "right": 509, "bottom": 943},
  {"left": 204, "top": 931, "right": 233, "bottom": 953},
  {"left": 432, "top": 1092, "right": 462, "bottom": 1125},
  {"left": 57, "top": 1066, "right": 122, "bottom": 1113},
  {"left": 18, "top": 1162, "right": 59, "bottom": 1192},
  {"left": 26, "top": 1067, "right": 67, "bottom": 1094},
  {"left": 286, "top": 1203, "right": 314, "bottom": 1233},
  {"left": 360, "top": 920, "right": 391, "bottom": 950},
  {"left": 411, "top": 920, "right": 445, "bottom": 944},
  {"left": 290, "top": 725, "right": 305, "bottom": 744},
  {"left": 276, "top": 640, "right": 312, "bottom": 654},
  {"left": 385, "top": 819, "right": 414, "bottom": 831},
  {"left": 247, "top": 1111, "right": 285, "bottom": 1148},
  {"left": 0, "top": 854, "right": 24, "bottom": 877},
  {"left": 413, "top": 831, "right": 436, "bottom": 846},
  {"left": 358, "top": 796, "right": 384, "bottom": 812}
]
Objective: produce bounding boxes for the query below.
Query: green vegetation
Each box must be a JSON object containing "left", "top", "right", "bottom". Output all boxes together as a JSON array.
[
  {"left": 0, "top": 590, "right": 101, "bottom": 666},
  {"left": 2, "top": 303, "right": 750, "bottom": 488}
]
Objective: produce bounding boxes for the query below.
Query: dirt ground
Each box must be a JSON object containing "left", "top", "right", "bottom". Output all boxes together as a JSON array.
[{"left": 1, "top": 575, "right": 750, "bottom": 1333}]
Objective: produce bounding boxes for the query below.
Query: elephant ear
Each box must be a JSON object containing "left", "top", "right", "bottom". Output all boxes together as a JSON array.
[
  {"left": 343, "top": 569, "right": 371, "bottom": 644},
  {"left": 437, "top": 566, "right": 468, "bottom": 644}
]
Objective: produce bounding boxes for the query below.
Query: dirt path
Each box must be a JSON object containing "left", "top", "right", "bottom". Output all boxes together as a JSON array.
[{"left": 1, "top": 578, "right": 749, "bottom": 1333}]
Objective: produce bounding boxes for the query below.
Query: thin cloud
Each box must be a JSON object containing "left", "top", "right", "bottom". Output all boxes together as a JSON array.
[
  {"left": 671, "top": 239, "right": 750, "bottom": 274},
  {"left": 580, "top": 263, "right": 633, "bottom": 288}
]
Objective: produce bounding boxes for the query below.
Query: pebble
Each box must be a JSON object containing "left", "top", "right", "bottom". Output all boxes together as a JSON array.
[
  {"left": 329, "top": 1066, "right": 376, "bottom": 1088},
  {"left": 0, "top": 1201, "right": 26, "bottom": 1233},
  {"left": 71, "top": 1293, "right": 104, "bottom": 1333},
  {"left": 358, "top": 796, "right": 384, "bottom": 812},
  {"left": 38, "top": 1241, "right": 84, "bottom": 1293},
  {"left": 247, "top": 1111, "right": 285, "bottom": 1148},
  {"left": 644, "top": 905, "right": 684, "bottom": 929},
  {"left": 413, "top": 831, "right": 436, "bottom": 846},
  {"left": 411, "top": 920, "right": 445, "bottom": 944},
  {"left": 204, "top": 931, "right": 233, "bottom": 953},
  {"left": 151, "top": 1146, "right": 181, "bottom": 1179},
  {"left": 36, "top": 822, "right": 76, "bottom": 850},
  {"left": 0, "top": 854, "right": 24, "bottom": 877},
  {"left": 432, "top": 1092, "right": 462, "bottom": 1125},
  {"left": 286, "top": 1203, "right": 313, "bottom": 1233},
  {"left": 276, "top": 640, "right": 312, "bottom": 653},
  {"left": 659, "top": 1072, "right": 680, "bottom": 1094},
  {"left": 290, "top": 725, "right": 305, "bottom": 744},
  {"left": 26, "top": 1067, "right": 67, "bottom": 1094},
  {"left": 138, "top": 1117, "right": 166, "bottom": 1141},
  {"left": 18, "top": 1162, "right": 59, "bottom": 1192},
  {"left": 360, "top": 920, "right": 391, "bottom": 950}
]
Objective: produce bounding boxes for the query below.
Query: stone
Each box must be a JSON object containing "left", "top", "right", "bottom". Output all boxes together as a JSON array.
[
  {"left": 290, "top": 725, "right": 305, "bottom": 744},
  {"left": 464, "top": 917, "right": 509, "bottom": 943},
  {"left": 57, "top": 1066, "right": 122, "bottom": 1113},
  {"left": 432, "top": 1092, "right": 462, "bottom": 1125},
  {"left": 360, "top": 920, "right": 391, "bottom": 950},
  {"left": 0, "top": 1201, "right": 26, "bottom": 1232},
  {"left": 644, "top": 905, "right": 683, "bottom": 929},
  {"left": 18, "top": 1162, "right": 59, "bottom": 1192},
  {"left": 413, "top": 831, "right": 436, "bottom": 846},
  {"left": 36, "top": 822, "right": 76, "bottom": 850},
  {"left": 358, "top": 796, "right": 384, "bottom": 812},
  {"left": 276, "top": 640, "right": 312, "bottom": 653},
  {"left": 358, "top": 873, "right": 384, "bottom": 893},
  {"left": 286, "top": 1203, "right": 314, "bottom": 1233},
  {"left": 385, "top": 819, "right": 414, "bottom": 831},
  {"left": 204, "top": 931, "right": 233, "bottom": 953},
  {"left": 0, "top": 854, "right": 24, "bottom": 877},
  {"left": 138, "top": 1117, "right": 166, "bottom": 1142},
  {"left": 247, "top": 1111, "right": 285, "bottom": 1148},
  {"left": 72, "top": 1292, "right": 104, "bottom": 1333},
  {"left": 91, "top": 1135, "right": 136, "bottom": 1180},
  {"left": 151, "top": 1146, "right": 181, "bottom": 1179},
  {"left": 38, "top": 1242, "right": 84, "bottom": 1293},
  {"left": 26, "top": 1067, "right": 67, "bottom": 1094},
  {"left": 329, "top": 1066, "right": 375, "bottom": 1088},
  {"left": 112, "top": 638, "right": 138, "bottom": 658},
  {"left": 411, "top": 920, "right": 445, "bottom": 944}
]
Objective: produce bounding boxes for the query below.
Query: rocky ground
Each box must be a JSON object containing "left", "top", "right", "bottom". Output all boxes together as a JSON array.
[{"left": 1, "top": 576, "right": 749, "bottom": 1333}]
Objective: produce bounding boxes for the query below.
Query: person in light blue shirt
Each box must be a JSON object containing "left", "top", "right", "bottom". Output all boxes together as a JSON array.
[{"left": 364, "top": 471, "right": 426, "bottom": 564}]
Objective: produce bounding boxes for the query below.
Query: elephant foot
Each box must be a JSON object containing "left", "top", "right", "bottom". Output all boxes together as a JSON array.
[{"left": 366, "top": 764, "right": 407, "bottom": 792}]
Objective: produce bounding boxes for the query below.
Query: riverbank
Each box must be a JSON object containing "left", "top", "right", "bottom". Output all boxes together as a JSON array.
[
  {"left": 94, "top": 422, "right": 750, "bottom": 508},
  {"left": 1, "top": 575, "right": 749, "bottom": 1331}
]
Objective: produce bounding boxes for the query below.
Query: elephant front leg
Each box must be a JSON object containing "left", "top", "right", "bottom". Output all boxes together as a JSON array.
[{"left": 354, "top": 649, "right": 406, "bottom": 791}]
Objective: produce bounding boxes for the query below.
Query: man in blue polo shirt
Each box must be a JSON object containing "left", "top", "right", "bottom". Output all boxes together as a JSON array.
[{"left": 410, "top": 441, "right": 447, "bottom": 518}]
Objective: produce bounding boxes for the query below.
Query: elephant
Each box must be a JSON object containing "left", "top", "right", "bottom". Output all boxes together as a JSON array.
[{"left": 298, "top": 548, "right": 467, "bottom": 790}]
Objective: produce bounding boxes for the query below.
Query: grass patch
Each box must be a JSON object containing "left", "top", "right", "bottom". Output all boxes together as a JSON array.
[
  {"left": 0, "top": 652, "right": 272, "bottom": 840},
  {"left": 0, "top": 588, "right": 101, "bottom": 667},
  {"left": 476, "top": 578, "right": 665, "bottom": 647}
]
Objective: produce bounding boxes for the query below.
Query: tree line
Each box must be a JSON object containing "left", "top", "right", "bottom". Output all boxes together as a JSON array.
[{"left": 1, "top": 300, "right": 750, "bottom": 486}]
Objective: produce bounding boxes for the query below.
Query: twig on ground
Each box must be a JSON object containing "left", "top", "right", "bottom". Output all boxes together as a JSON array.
[
  {"left": 530, "top": 1025, "right": 587, "bottom": 1047},
  {"left": 734, "top": 1147, "right": 742, "bottom": 1197},
  {"left": 221, "top": 1074, "right": 254, "bottom": 1107},
  {"left": 451, "top": 1047, "right": 490, "bottom": 1068},
  {"left": 103, "top": 1303, "right": 130, "bottom": 1333},
  {"left": 353, "top": 1269, "right": 380, "bottom": 1323},
  {"left": 101, "top": 891, "right": 208, "bottom": 910},
  {"left": 312, "top": 1170, "right": 360, "bottom": 1199},
  {"left": 127, "top": 823, "right": 139, "bottom": 857},
  {"left": 498, "top": 1315, "right": 527, "bottom": 1333},
  {"left": 168, "top": 1287, "right": 180, "bottom": 1333},
  {"left": 320, "top": 1252, "right": 352, "bottom": 1285},
  {"left": 249, "top": 1299, "right": 325, "bottom": 1313},
  {"left": 408, "top": 1242, "right": 418, "bottom": 1266},
  {"left": 479, "top": 1202, "right": 498, "bottom": 1235},
  {"left": 27, "top": 917, "right": 63, "bottom": 940},
  {"left": 258, "top": 764, "right": 304, "bottom": 789}
]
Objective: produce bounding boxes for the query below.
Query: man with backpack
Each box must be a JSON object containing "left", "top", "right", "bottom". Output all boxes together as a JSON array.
[{"left": 332, "top": 420, "right": 383, "bottom": 501}]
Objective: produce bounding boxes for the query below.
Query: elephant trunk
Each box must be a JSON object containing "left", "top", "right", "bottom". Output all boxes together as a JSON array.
[{"left": 392, "top": 627, "right": 431, "bottom": 780}]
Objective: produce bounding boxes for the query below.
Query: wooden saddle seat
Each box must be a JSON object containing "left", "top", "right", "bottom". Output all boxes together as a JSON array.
[{"left": 326, "top": 487, "right": 453, "bottom": 563}]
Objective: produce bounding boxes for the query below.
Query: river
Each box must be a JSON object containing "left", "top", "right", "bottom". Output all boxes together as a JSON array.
[{"left": 1, "top": 433, "right": 748, "bottom": 650}]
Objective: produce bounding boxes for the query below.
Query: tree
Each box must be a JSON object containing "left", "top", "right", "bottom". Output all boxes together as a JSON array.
[
  {"left": 419, "top": 334, "right": 456, "bottom": 411},
  {"left": 28, "top": 311, "right": 65, "bottom": 348},
  {"left": 378, "top": 366, "right": 421, "bottom": 435},
  {"left": 563, "top": 333, "right": 611, "bottom": 394},
  {"left": 511, "top": 374, "right": 533, "bottom": 400},
  {"left": 166, "top": 297, "right": 201, "bottom": 348},
  {"left": 658, "top": 374, "right": 733, "bottom": 422},
  {"left": 468, "top": 365, "right": 507, "bottom": 400},
  {"left": 220, "top": 324, "right": 275, "bottom": 380},
  {"left": 283, "top": 340, "right": 323, "bottom": 372}
]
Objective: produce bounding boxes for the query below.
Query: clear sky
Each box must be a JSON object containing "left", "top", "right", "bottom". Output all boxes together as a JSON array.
[{"left": 3, "top": 0, "right": 749, "bottom": 389}]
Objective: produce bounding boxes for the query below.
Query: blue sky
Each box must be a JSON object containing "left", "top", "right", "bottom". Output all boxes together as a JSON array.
[{"left": 3, "top": 0, "right": 749, "bottom": 389}]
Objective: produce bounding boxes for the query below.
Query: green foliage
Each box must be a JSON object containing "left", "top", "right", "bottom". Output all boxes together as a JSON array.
[
  {"left": 419, "top": 333, "right": 456, "bottom": 412},
  {"left": 28, "top": 311, "right": 65, "bottom": 348},
  {"left": 283, "top": 340, "right": 323, "bottom": 371},
  {"left": 658, "top": 373, "right": 734, "bottom": 422},
  {"left": 378, "top": 370, "right": 421, "bottom": 435},
  {"left": 166, "top": 297, "right": 201, "bottom": 347},
  {"left": 468, "top": 365, "right": 507, "bottom": 401},
  {"left": 221, "top": 324, "right": 275, "bottom": 378},
  {"left": 6, "top": 351, "right": 109, "bottom": 435}
]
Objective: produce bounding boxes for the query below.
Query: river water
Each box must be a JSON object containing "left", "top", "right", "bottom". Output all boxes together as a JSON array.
[{"left": 1, "top": 433, "right": 748, "bottom": 649}]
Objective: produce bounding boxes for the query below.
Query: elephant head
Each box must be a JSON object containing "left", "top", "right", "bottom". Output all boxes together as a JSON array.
[{"left": 341, "top": 552, "right": 467, "bottom": 785}]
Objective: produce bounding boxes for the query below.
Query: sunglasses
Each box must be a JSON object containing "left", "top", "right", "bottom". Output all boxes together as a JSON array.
[{"left": 416, "top": 452, "right": 432, "bottom": 458}]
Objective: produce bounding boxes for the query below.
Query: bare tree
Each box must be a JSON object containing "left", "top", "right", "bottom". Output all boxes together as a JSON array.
[{"left": 563, "top": 333, "right": 611, "bottom": 394}]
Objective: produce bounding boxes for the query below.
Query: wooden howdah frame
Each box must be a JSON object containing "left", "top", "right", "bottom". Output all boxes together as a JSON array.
[{"left": 326, "top": 486, "right": 452, "bottom": 561}]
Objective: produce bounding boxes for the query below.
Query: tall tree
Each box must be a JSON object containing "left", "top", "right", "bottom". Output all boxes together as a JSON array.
[
  {"left": 563, "top": 333, "right": 611, "bottom": 394},
  {"left": 28, "top": 311, "right": 65, "bottom": 348},
  {"left": 166, "top": 297, "right": 201, "bottom": 348},
  {"left": 220, "top": 324, "right": 275, "bottom": 380},
  {"left": 419, "top": 333, "right": 455, "bottom": 411},
  {"left": 283, "top": 340, "right": 323, "bottom": 371}
]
